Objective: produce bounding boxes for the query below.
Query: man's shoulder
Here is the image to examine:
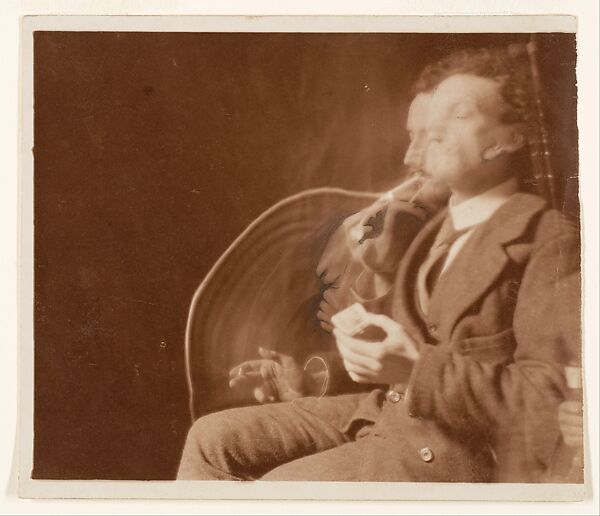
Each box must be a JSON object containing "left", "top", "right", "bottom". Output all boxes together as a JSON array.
[
  {"left": 530, "top": 203, "right": 580, "bottom": 246},
  {"left": 499, "top": 192, "right": 580, "bottom": 244},
  {"left": 507, "top": 194, "right": 581, "bottom": 273}
]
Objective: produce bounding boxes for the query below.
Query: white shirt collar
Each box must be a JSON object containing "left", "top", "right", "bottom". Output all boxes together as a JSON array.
[{"left": 448, "top": 177, "right": 519, "bottom": 231}]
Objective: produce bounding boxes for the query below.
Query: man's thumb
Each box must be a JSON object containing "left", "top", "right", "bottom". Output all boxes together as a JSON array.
[{"left": 258, "top": 347, "right": 280, "bottom": 360}]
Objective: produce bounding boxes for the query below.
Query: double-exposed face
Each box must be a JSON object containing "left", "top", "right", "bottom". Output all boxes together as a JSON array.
[
  {"left": 404, "top": 73, "right": 526, "bottom": 196},
  {"left": 403, "top": 91, "right": 433, "bottom": 174}
]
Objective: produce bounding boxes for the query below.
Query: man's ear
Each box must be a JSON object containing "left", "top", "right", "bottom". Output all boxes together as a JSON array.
[{"left": 499, "top": 124, "right": 526, "bottom": 153}]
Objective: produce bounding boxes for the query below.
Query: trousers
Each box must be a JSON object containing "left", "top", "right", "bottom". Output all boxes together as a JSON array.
[{"left": 177, "top": 392, "right": 383, "bottom": 481}]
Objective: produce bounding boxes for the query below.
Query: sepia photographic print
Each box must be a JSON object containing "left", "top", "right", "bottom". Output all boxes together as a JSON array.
[{"left": 19, "top": 15, "right": 588, "bottom": 501}]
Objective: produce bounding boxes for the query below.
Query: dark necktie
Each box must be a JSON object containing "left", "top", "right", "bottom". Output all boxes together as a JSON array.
[{"left": 416, "top": 217, "right": 470, "bottom": 314}]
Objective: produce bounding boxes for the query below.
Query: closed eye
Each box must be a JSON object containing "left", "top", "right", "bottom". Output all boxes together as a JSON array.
[{"left": 453, "top": 102, "right": 475, "bottom": 119}]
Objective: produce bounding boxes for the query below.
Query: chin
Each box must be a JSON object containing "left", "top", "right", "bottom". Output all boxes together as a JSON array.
[
  {"left": 422, "top": 169, "right": 454, "bottom": 188},
  {"left": 424, "top": 160, "right": 466, "bottom": 190},
  {"left": 425, "top": 179, "right": 451, "bottom": 197}
]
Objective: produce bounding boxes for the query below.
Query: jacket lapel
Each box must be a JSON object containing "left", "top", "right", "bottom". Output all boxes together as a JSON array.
[
  {"left": 429, "top": 193, "right": 548, "bottom": 339},
  {"left": 392, "top": 208, "right": 448, "bottom": 342}
]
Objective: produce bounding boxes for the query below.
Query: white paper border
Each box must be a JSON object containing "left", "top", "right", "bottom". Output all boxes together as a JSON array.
[
  {"left": 20, "top": 14, "right": 576, "bottom": 33},
  {"left": 5, "top": 4, "right": 598, "bottom": 514}
]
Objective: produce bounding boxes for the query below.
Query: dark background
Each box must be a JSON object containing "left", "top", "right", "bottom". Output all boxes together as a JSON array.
[{"left": 33, "top": 32, "right": 578, "bottom": 480}]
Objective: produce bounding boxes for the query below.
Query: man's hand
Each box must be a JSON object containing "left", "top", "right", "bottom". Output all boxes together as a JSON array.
[
  {"left": 317, "top": 287, "right": 346, "bottom": 333},
  {"left": 333, "top": 313, "right": 419, "bottom": 384},
  {"left": 228, "top": 348, "right": 307, "bottom": 403},
  {"left": 316, "top": 212, "right": 361, "bottom": 288},
  {"left": 343, "top": 199, "right": 427, "bottom": 274},
  {"left": 558, "top": 400, "right": 584, "bottom": 448}
]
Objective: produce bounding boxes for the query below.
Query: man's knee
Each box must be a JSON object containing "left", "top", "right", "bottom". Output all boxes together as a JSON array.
[
  {"left": 178, "top": 400, "right": 353, "bottom": 480},
  {"left": 178, "top": 408, "right": 251, "bottom": 480},
  {"left": 183, "top": 409, "right": 242, "bottom": 459}
]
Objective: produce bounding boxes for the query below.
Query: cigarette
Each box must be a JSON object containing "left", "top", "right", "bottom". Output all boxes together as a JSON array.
[
  {"left": 352, "top": 173, "right": 426, "bottom": 244},
  {"left": 408, "top": 182, "right": 426, "bottom": 204},
  {"left": 387, "top": 172, "right": 424, "bottom": 200}
]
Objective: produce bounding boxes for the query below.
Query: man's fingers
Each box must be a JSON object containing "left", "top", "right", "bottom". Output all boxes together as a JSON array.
[
  {"left": 228, "top": 360, "right": 265, "bottom": 378},
  {"left": 342, "top": 358, "right": 377, "bottom": 377},
  {"left": 257, "top": 348, "right": 297, "bottom": 369},
  {"left": 337, "top": 340, "right": 381, "bottom": 370},
  {"left": 254, "top": 386, "right": 275, "bottom": 404},
  {"left": 318, "top": 308, "right": 335, "bottom": 330},
  {"left": 318, "top": 304, "right": 336, "bottom": 325},
  {"left": 333, "top": 329, "right": 365, "bottom": 352},
  {"left": 319, "top": 299, "right": 336, "bottom": 316},
  {"left": 229, "top": 369, "right": 277, "bottom": 404},
  {"left": 334, "top": 329, "right": 382, "bottom": 356},
  {"left": 358, "top": 314, "right": 419, "bottom": 360},
  {"left": 319, "top": 319, "right": 334, "bottom": 333},
  {"left": 560, "top": 425, "right": 583, "bottom": 448},
  {"left": 228, "top": 372, "right": 262, "bottom": 390},
  {"left": 321, "top": 271, "right": 341, "bottom": 286},
  {"left": 558, "top": 402, "right": 584, "bottom": 427},
  {"left": 558, "top": 414, "right": 584, "bottom": 428},
  {"left": 363, "top": 313, "right": 406, "bottom": 339},
  {"left": 257, "top": 347, "right": 281, "bottom": 361},
  {"left": 559, "top": 401, "right": 583, "bottom": 416},
  {"left": 259, "top": 361, "right": 278, "bottom": 381},
  {"left": 228, "top": 362, "right": 248, "bottom": 378},
  {"left": 563, "top": 436, "right": 584, "bottom": 448},
  {"left": 322, "top": 288, "right": 339, "bottom": 306},
  {"left": 254, "top": 382, "right": 277, "bottom": 404},
  {"left": 347, "top": 370, "right": 374, "bottom": 383},
  {"left": 317, "top": 307, "right": 333, "bottom": 321},
  {"left": 560, "top": 425, "right": 583, "bottom": 437},
  {"left": 228, "top": 364, "right": 243, "bottom": 378}
]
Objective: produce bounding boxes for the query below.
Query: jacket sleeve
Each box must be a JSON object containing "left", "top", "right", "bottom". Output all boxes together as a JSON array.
[{"left": 405, "top": 228, "right": 581, "bottom": 477}]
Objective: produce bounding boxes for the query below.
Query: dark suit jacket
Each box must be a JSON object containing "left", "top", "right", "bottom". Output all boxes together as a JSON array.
[{"left": 320, "top": 192, "right": 581, "bottom": 482}]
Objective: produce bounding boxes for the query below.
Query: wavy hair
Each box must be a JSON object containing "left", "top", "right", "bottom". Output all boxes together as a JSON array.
[{"left": 413, "top": 46, "right": 532, "bottom": 125}]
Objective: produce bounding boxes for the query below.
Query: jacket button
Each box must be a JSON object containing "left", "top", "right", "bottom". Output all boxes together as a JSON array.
[
  {"left": 419, "top": 447, "right": 434, "bottom": 463},
  {"left": 385, "top": 389, "right": 403, "bottom": 403},
  {"left": 428, "top": 324, "right": 438, "bottom": 334}
]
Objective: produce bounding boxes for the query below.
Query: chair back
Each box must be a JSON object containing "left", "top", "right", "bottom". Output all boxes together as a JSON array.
[{"left": 184, "top": 188, "right": 378, "bottom": 420}]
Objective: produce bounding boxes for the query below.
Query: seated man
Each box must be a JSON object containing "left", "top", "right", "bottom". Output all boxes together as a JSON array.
[{"left": 177, "top": 47, "right": 581, "bottom": 482}]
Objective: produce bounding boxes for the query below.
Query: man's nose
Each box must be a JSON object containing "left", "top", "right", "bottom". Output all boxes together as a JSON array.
[{"left": 404, "top": 141, "right": 423, "bottom": 169}]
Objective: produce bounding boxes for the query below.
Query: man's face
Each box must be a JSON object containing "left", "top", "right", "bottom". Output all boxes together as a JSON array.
[
  {"left": 403, "top": 92, "right": 432, "bottom": 173},
  {"left": 403, "top": 92, "right": 451, "bottom": 207},
  {"left": 422, "top": 73, "right": 522, "bottom": 193}
]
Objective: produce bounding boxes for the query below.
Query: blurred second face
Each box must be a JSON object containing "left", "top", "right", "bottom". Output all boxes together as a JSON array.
[
  {"left": 403, "top": 92, "right": 450, "bottom": 208},
  {"left": 403, "top": 92, "right": 433, "bottom": 173}
]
